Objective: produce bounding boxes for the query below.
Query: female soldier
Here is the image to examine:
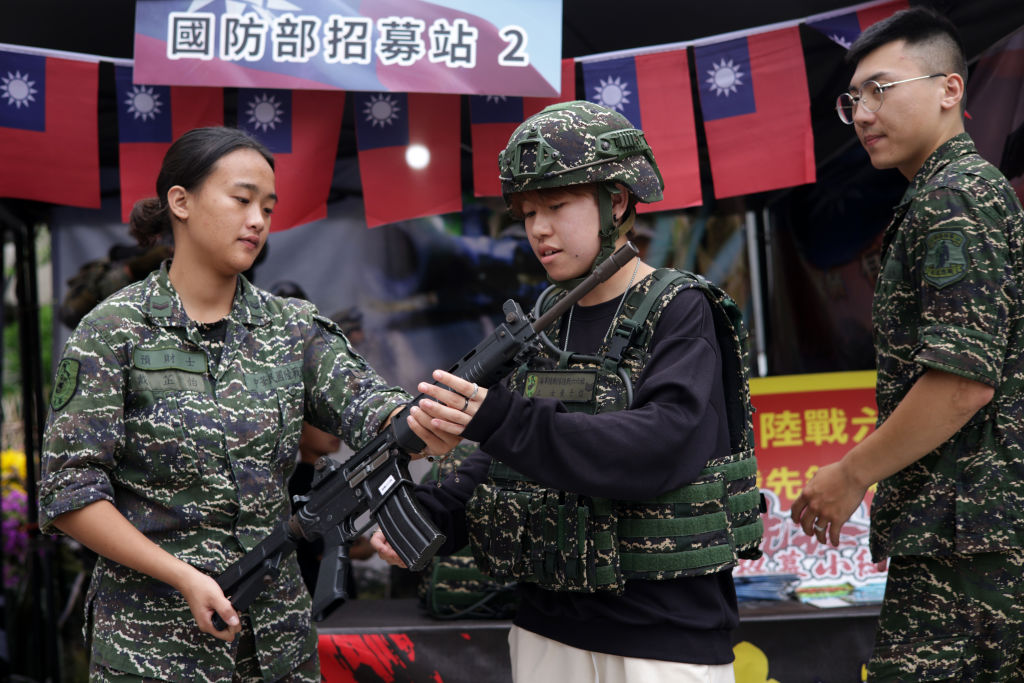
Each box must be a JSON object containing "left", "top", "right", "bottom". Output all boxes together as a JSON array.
[
  {"left": 378, "top": 101, "right": 760, "bottom": 683},
  {"left": 38, "top": 127, "right": 459, "bottom": 681}
]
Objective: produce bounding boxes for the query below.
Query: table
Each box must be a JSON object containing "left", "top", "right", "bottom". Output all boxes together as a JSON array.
[{"left": 316, "top": 599, "right": 879, "bottom": 682}]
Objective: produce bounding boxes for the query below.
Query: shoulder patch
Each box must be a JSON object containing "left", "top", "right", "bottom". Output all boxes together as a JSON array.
[
  {"left": 51, "top": 358, "right": 80, "bottom": 411},
  {"left": 923, "top": 229, "right": 968, "bottom": 289}
]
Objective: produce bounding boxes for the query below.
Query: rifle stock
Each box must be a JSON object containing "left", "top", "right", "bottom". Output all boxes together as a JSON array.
[{"left": 211, "top": 242, "right": 638, "bottom": 629}]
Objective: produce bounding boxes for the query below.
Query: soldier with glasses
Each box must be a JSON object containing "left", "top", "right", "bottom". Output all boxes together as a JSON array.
[{"left": 793, "top": 7, "right": 1024, "bottom": 680}]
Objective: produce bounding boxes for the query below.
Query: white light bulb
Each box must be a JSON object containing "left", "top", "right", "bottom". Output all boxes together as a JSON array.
[{"left": 405, "top": 144, "right": 430, "bottom": 169}]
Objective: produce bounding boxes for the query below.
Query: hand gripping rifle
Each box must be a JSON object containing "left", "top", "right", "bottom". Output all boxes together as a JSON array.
[{"left": 212, "top": 242, "right": 639, "bottom": 629}]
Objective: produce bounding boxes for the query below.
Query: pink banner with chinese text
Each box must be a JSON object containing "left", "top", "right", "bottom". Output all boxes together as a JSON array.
[{"left": 738, "top": 370, "right": 888, "bottom": 587}]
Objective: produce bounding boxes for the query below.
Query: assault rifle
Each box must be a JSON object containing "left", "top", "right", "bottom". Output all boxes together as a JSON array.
[{"left": 212, "top": 242, "right": 638, "bottom": 628}]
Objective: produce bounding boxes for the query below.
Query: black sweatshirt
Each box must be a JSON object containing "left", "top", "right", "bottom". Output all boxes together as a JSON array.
[{"left": 414, "top": 284, "right": 738, "bottom": 664}]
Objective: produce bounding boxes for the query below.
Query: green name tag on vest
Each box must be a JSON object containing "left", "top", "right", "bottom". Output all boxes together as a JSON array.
[
  {"left": 244, "top": 361, "right": 303, "bottom": 391},
  {"left": 523, "top": 370, "right": 597, "bottom": 403},
  {"left": 133, "top": 347, "right": 207, "bottom": 373},
  {"left": 129, "top": 368, "right": 212, "bottom": 394}
]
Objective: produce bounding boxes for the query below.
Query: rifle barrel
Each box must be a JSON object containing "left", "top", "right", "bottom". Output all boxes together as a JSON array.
[{"left": 532, "top": 242, "right": 638, "bottom": 332}]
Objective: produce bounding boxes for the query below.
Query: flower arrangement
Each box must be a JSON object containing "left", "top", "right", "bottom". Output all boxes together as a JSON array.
[
  {"left": 2, "top": 448, "right": 29, "bottom": 590},
  {"left": 1, "top": 447, "right": 90, "bottom": 680}
]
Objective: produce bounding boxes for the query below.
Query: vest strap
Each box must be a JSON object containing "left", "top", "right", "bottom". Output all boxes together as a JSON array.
[
  {"left": 619, "top": 511, "right": 728, "bottom": 538},
  {"left": 632, "top": 269, "right": 684, "bottom": 328},
  {"left": 710, "top": 455, "right": 758, "bottom": 481},
  {"left": 603, "top": 318, "right": 641, "bottom": 373},
  {"left": 650, "top": 479, "right": 726, "bottom": 504},
  {"left": 729, "top": 489, "right": 762, "bottom": 515},
  {"left": 733, "top": 518, "right": 765, "bottom": 548},
  {"left": 621, "top": 544, "right": 735, "bottom": 573},
  {"left": 595, "top": 564, "right": 619, "bottom": 585}
]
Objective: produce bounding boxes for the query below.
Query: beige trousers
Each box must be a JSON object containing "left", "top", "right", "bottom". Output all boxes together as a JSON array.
[{"left": 508, "top": 625, "right": 736, "bottom": 683}]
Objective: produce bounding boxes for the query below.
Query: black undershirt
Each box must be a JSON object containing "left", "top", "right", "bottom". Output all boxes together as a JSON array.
[{"left": 195, "top": 318, "right": 227, "bottom": 367}]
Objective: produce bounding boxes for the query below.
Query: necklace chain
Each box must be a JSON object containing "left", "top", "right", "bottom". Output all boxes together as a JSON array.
[{"left": 563, "top": 258, "right": 641, "bottom": 352}]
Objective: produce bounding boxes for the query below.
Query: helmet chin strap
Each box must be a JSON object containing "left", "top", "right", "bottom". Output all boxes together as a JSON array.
[{"left": 550, "top": 183, "right": 634, "bottom": 291}]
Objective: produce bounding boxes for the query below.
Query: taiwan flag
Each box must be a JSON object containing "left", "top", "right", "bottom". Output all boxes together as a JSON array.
[
  {"left": 694, "top": 27, "right": 816, "bottom": 199},
  {"left": 469, "top": 59, "right": 576, "bottom": 198},
  {"left": 116, "top": 66, "right": 222, "bottom": 222},
  {"left": 582, "top": 49, "right": 702, "bottom": 211},
  {"left": 0, "top": 49, "right": 99, "bottom": 208},
  {"left": 237, "top": 88, "right": 345, "bottom": 231},
  {"left": 355, "top": 92, "right": 461, "bottom": 228},
  {"left": 806, "top": 0, "right": 909, "bottom": 50}
]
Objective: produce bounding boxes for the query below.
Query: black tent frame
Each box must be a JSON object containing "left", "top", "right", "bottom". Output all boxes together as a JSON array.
[{"left": 2, "top": 203, "right": 62, "bottom": 683}]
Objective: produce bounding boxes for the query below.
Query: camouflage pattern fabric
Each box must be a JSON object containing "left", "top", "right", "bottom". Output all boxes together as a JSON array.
[
  {"left": 466, "top": 269, "right": 762, "bottom": 593},
  {"left": 88, "top": 664, "right": 165, "bottom": 682},
  {"left": 89, "top": 616, "right": 319, "bottom": 682},
  {"left": 419, "top": 551, "right": 519, "bottom": 620},
  {"left": 498, "top": 100, "right": 663, "bottom": 204},
  {"left": 869, "top": 134, "right": 1024, "bottom": 561},
  {"left": 418, "top": 443, "right": 519, "bottom": 619},
  {"left": 231, "top": 616, "right": 319, "bottom": 683},
  {"left": 468, "top": 468, "right": 625, "bottom": 592},
  {"left": 38, "top": 262, "right": 409, "bottom": 682},
  {"left": 866, "top": 552, "right": 1024, "bottom": 680}
]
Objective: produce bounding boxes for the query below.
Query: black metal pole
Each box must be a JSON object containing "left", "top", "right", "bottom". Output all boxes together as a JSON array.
[{"left": 5, "top": 203, "right": 61, "bottom": 683}]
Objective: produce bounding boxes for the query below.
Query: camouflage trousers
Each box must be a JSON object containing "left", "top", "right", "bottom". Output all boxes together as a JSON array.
[
  {"left": 867, "top": 552, "right": 1024, "bottom": 682},
  {"left": 89, "top": 616, "right": 319, "bottom": 683}
]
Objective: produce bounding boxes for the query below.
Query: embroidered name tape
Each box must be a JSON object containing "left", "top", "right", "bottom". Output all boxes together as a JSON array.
[
  {"left": 133, "top": 347, "right": 208, "bottom": 373},
  {"left": 244, "top": 362, "right": 303, "bottom": 391}
]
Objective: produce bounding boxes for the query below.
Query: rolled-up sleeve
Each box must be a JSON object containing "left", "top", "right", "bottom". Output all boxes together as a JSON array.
[
  {"left": 916, "top": 324, "right": 1003, "bottom": 386},
  {"left": 38, "top": 320, "right": 124, "bottom": 532},
  {"left": 302, "top": 312, "right": 410, "bottom": 449}
]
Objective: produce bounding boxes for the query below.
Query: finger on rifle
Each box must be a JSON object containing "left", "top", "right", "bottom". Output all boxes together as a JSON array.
[
  {"left": 405, "top": 408, "right": 461, "bottom": 453},
  {"left": 412, "top": 399, "right": 467, "bottom": 434},
  {"left": 416, "top": 380, "right": 455, "bottom": 408},
  {"left": 371, "top": 530, "right": 408, "bottom": 569},
  {"left": 209, "top": 606, "right": 240, "bottom": 640},
  {"left": 432, "top": 369, "right": 477, "bottom": 398}
]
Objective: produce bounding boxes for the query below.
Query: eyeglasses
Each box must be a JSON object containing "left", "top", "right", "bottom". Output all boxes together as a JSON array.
[{"left": 835, "top": 73, "right": 947, "bottom": 124}]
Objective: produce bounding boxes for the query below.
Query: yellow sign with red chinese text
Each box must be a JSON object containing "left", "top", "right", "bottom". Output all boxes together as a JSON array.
[{"left": 736, "top": 370, "right": 888, "bottom": 586}]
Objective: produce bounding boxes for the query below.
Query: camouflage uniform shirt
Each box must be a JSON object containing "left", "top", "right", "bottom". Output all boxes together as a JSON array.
[
  {"left": 869, "top": 133, "right": 1024, "bottom": 560},
  {"left": 38, "top": 263, "right": 408, "bottom": 681}
]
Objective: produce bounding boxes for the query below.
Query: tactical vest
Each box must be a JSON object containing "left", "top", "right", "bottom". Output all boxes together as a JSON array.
[
  {"left": 466, "top": 268, "right": 763, "bottom": 594},
  {"left": 417, "top": 444, "right": 519, "bottom": 620}
]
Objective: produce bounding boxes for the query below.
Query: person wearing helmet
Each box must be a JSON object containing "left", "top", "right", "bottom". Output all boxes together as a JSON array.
[{"left": 374, "top": 101, "right": 755, "bottom": 682}]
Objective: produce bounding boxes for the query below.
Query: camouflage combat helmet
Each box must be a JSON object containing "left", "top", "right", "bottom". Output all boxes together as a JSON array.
[
  {"left": 498, "top": 100, "right": 664, "bottom": 287},
  {"left": 498, "top": 100, "right": 663, "bottom": 201}
]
